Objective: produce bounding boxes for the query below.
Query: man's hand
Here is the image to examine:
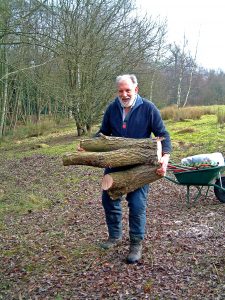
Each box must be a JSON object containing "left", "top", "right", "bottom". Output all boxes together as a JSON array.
[
  {"left": 77, "top": 145, "right": 85, "bottom": 151},
  {"left": 156, "top": 153, "right": 170, "bottom": 176}
]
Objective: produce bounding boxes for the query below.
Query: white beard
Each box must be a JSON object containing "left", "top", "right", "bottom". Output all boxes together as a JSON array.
[{"left": 118, "top": 96, "right": 136, "bottom": 108}]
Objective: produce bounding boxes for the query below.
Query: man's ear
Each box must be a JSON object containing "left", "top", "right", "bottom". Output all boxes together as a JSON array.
[{"left": 135, "top": 86, "right": 139, "bottom": 93}]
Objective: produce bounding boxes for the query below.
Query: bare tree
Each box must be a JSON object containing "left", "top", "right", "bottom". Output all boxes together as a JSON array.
[
  {"left": 54, "top": 0, "right": 168, "bottom": 135},
  {"left": 183, "top": 33, "right": 199, "bottom": 107},
  {"left": 168, "top": 36, "right": 196, "bottom": 108}
]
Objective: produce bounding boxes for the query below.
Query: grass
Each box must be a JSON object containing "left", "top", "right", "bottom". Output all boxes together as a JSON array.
[
  {"left": 0, "top": 120, "right": 81, "bottom": 227},
  {"left": 0, "top": 106, "right": 224, "bottom": 222},
  {"left": 156, "top": 105, "right": 225, "bottom": 160},
  {"left": 161, "top": 105, "right": 214, "bottom": 121},
  {"left": 0, "top": 190, "right": 52, "bottom": 219},
  {"left": 72, "top": 244, "right": 99, "bottom": 259},
  {"left": 4, "top": 117, "right": 74, "bottom": 139},
  {"left": 161, "top": 104, "right": 225, "bottom": 121},
  {"left": 0, "top": 125, "right": 78, "bottom": 160},
  {"left": 166, "top": 113, "right": 225, "bottom": 160},
  {"left": 216, "top": 109, "right": 225, "bottom": 128}
]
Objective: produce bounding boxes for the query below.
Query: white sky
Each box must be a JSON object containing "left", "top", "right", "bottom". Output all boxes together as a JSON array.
[{"left": 137, "top": 0, "right": 225, "bottom": 71}]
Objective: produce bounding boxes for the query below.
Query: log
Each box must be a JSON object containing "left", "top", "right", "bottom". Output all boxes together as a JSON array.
[
  {"left": 63, "top": 135, "right": 163, "bottom": 197},
  {"left": 63, "top": 147, "right": 158, "bottom": 168},
  {"left": 80, "top": 134, "right": 158, "bottom": 152},
  {"left": 102, "top": 164, "right": 161, "bottom": 199}
]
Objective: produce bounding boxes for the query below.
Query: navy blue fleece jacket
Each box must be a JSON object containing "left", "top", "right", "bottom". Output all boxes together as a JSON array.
[{"left": 100, "top": 94, "right": 171, "bottom": 154}]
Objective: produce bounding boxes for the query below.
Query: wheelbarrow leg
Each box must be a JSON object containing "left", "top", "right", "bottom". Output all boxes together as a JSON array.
[
  {"left": 193, "top": 186, "right": 203, "bottom": 204},
  {"left": 186, "top": 185, "right": 191, "bottom": 207},
  {"left": 204, "top": 186, "right": 210, "bottom": 199},
  {"left": 186, "top": 185, "right": 203, "bottom": 207}
]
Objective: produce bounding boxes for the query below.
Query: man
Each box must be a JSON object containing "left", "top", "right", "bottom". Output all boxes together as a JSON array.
[{"left": 99, "top": 74, "right": 171, "bottom": 263}]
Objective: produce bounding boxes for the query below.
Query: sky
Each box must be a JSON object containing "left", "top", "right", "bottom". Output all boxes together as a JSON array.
[{"left": 137, "top": 0, "right": 225, "bottom": 71}]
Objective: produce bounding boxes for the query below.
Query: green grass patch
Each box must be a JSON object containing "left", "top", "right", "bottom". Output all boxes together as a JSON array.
[
  {"left": 0, "top": 280, "right": 11, "bottom": 292},
  {"left": 55, "top": 296, "right": 64, "bottom": 300},
  {"left": 72, "top": 243, "right": 99, "bottom": 259},
  {"left": 166, "top": 114, "right": 225, "bottom": 160},
  {"left": 23, "top": 262, "right": 46, "bottom": 273},
  {"left": 0, "top": 134, "right": 79, "bottom": 160},
  {"left": 64, "top": 175, "right": 81, "bottom": 184},
  {"left": 0, "top": 190, "right": 52, "bottom": 221},
  {"left": 0, "top": 117, "right": 77, "bottom": 159},
  {"left": 38, "top": 142, "right": 78, "bottom": 156}
]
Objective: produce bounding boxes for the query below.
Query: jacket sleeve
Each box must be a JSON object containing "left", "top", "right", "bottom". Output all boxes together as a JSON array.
[{"left": 150, "top": 105, "right": 172, "bottom": 154}]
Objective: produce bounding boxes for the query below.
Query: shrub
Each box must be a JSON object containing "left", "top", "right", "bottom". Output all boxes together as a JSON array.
[
  {"left": 12, "top": 119, "right": 58, "bottom": 139},
  {"left": 216, "top": 109, "right": 225, "bottom": 128},
  {"left": 161, "top": 105, "right": 214, "bottom": 121}
]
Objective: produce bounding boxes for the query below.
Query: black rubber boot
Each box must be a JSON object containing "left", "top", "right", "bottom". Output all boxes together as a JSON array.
[
  {"left": 100, "top": 237, "right": 122, "bottom": 250},
  {"left": 126, "top": 237, "right": 142, "bottom": 264}
]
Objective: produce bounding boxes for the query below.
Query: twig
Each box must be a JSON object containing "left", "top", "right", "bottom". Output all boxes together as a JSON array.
[
  {"left": 0, "top": 58, "right": 55, "bottom": 82},
  {"left": 212, "top": 263, "right": 221, "bottom": 284}
]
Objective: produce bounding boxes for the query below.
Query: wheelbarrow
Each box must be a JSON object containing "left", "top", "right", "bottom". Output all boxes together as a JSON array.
[{"left": 164, "top": 163, "right": 225, "bottom": 207}]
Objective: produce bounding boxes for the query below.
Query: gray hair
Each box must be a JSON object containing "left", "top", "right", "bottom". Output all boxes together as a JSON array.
[{"left": 116, "top": 74, "right": 138, "bottom": 87}]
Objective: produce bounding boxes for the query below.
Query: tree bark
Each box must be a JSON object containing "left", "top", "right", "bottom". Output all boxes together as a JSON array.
[
  {"left": 0, "top": 46, "right": 8, "bottom": 139},
  {"left": 63, "top": 147, "right": 158, "bottom": 168},
  {"left": 183, "top": 34, "right": 199, "bottom": 107},
  {"left": 80, "top": 135, "right": 157, "bottom": 152},
  {"left": 102, "top": 164, "right": 161, "bottom": 199},
  {"left": 63, "top": 136, "right": 162, "bottom": 197}
]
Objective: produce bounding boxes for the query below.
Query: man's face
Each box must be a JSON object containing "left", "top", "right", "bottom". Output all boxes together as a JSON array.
[{"left": 117, "top": 79, "right": 138, "bottom": 107}]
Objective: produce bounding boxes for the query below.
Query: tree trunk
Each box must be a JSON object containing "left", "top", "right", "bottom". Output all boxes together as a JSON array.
[
  {"left": 183, "top": 34, "right": 199, "bottom": 107},
  {"left": 63, "top": 147, "right": 158, "bottom": 168},
  {"left": 176, "top": 69, "right": 183, "bottom": 108},
  {"left": 86, "top": 123, "right": 92, "bottom": 135},
  {"left": 102, "top": 164, "right": 161, "bottom": 199},
  {"left": 0, "top": 46, "right": 8, "bottom": 139},
  {"left": 150, "top": 71, "right": 156, "bottom": 101},
  {"left": 76, "top": 124, "right": 86, "bottom": 136}
]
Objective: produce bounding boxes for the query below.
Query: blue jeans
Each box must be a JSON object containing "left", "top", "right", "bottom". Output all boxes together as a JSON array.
[{"left": 102, "top": 170, "right": 149, "bottom": 241}]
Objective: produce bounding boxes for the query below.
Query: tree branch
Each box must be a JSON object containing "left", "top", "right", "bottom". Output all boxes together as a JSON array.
[{"left": 0, "top": 58, "right": 55, "bottom": 82}]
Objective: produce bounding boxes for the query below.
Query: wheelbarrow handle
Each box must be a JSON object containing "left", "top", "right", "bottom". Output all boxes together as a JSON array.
[{"left": 167, "top": 164, "right": 196, "bottom": 172}]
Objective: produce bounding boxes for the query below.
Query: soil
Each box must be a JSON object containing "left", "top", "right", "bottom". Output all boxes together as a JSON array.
[{"left": 0, "top": 153, "right": 224, "bottom": 299}]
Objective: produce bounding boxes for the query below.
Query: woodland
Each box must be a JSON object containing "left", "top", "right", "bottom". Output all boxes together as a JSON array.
[
  {"left": 0, "top": 1, "right": 225, "bottom": 299},
  {"left": 1, "top": 0, "right": 225, "bottom": 138}
]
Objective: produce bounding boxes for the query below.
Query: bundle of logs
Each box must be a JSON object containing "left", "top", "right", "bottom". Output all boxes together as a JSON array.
[{"left": 62, "top": 134, "right": 163, "bottom": 199}]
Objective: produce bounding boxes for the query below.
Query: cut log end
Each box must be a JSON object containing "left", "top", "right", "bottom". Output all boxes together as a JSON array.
[
  {"left": 102, "top": 174, "right": 113, "bottom": 190},
  {"left": 101, "top": 164, "right": 162, "bottom": 200}
]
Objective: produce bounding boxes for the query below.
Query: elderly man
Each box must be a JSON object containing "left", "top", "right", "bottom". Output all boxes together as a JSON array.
[{"left": 99, "top": 74, "right": 171, "bottom": 263}]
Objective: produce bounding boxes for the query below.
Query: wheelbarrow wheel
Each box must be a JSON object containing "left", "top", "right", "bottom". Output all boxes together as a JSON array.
[{"left": 214, "top": 176, "right": 225, "bottom": 203}]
